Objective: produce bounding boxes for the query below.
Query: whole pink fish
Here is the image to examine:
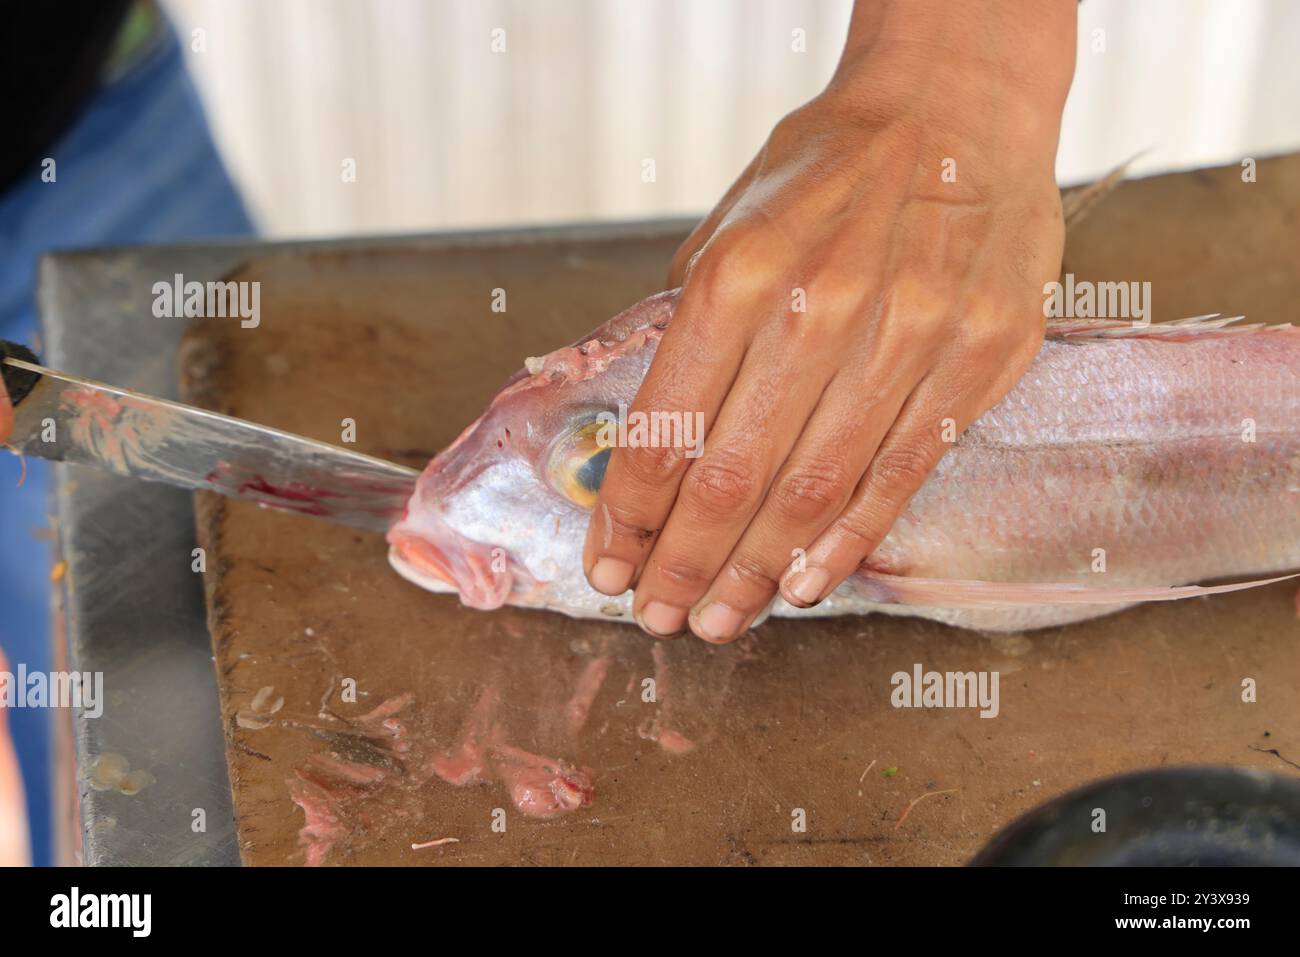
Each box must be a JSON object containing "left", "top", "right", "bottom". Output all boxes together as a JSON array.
[{"left": 388, "top": 291, "right": 1300, "bottom": 632}]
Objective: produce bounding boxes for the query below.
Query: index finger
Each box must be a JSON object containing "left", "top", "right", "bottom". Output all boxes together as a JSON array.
[{"left": 581, "top": 275, "right": 750, "bottom": 603}]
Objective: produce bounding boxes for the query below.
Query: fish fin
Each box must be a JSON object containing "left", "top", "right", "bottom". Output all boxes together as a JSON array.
[
  {"left": 856, "top": 571, "right": 1298, "bottom": 609},
  {"left": 1061, "top": 150, "right": 1148, "bottom": 230},
  {"left": 517, "top": 291, "right": 677, "bottom": 387},
  {"left": 1046, "top": 313, "right": 1298, "bottom": 341}
]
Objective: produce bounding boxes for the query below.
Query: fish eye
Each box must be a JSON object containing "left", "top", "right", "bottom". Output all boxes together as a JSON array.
[{"left": 545, "top": 416, "right": 612, "bottom": 509}]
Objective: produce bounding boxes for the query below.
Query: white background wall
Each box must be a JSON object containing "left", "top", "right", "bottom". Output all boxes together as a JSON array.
[{"left": 161, "top": 0, "right": 1300, "bottom": 238}]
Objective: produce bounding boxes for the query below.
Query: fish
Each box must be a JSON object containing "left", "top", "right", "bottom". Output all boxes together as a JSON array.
[{"left": 387, "top": 290, "right": 1300, "bottom": 632}]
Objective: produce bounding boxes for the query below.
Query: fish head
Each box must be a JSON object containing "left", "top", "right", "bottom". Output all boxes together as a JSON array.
[{"left": 387, "top": 290, "right": 677, "bottom": 618}]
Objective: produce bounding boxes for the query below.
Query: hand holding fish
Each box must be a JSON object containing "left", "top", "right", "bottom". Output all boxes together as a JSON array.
[{"left": 582, "top": 0, "right": 1078, "bottom": 640}]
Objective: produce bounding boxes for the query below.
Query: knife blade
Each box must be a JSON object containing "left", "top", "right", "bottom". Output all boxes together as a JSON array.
[{"left": 1, "top": 344, "right": 418, "bottom": 533}]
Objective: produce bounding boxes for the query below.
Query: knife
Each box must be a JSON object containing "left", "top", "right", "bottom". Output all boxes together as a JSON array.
[{"left": 1, "top": 340, "right": 418, "bottom": 533}]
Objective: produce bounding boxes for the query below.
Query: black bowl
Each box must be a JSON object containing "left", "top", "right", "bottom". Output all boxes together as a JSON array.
[{"left": 971, "top": 765, "right": 1300, "bottom": 866}]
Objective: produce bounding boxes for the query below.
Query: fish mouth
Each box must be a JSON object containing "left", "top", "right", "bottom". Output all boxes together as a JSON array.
[{"left": 387, "top": 520, "right": 524, "bottom": 611}]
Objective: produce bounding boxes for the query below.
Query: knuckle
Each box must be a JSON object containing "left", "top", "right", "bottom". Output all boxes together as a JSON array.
[
  {"left": 771, "top": 461, "right": 852, "bottom": 525},
  {"left": 650, "top": 554, "right": 712, "bottom": 591},
  {"left": 970, "top": 322, "right": 1019, "bottom": 358},
  {"left": 603, "top": 502, "right": 659, "bottom": 548},
  {"left": 621, "top": 442, "right": 688, "bottom": 489},
  {"left": 686, "top": 226, "right": 776, "bottom": 304},
  {"left": 668, "top": 249, "right": 693, "bottom": 284},
  {"left": 958, "top": 312, "right": 1043, "bottom": 392},
  {"left": 766, "top": 109, "right": 805, "bottom": 150},
  {"left": 803, "top": 268, "right": 866, "bottom": 322},
  {"left": 727, "top": 553, "right": 781, "bottom": 592},
  {"left": 765, "top": 106, "right": 837, "bottom": 159},
  {"left": 672, "top": 241, "right": 708, "bottom": 287},
  {"left": 681, "top": 451, "right": 763, "bottom": 518},
  {"left": 870, "top": 441, "right": 936, "bottom": 491},
  {"left": 831, "top": 510, "right": 884, "bottom": 555},
  {"left": 878, "top": 273, "right": 951, "bottom": 340},
  {"left": 962, "top": 294, "right": 1031, "bottom": 352}
]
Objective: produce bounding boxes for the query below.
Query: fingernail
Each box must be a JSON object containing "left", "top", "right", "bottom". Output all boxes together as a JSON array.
[
  {"left": 784, "top": 567, "right": 829, "bottom": 607},
  {"left": 639, "top": 601, "right": 688, "bottom": 637},
  {"left": 589, "top": 558, "right": 634, "bottom": 595},
  {"left": 693, "top": 602, "right": 746, "bottom": 643}
]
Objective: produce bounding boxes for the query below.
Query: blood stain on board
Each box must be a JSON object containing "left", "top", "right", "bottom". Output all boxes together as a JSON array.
[{"left": 426, "top": 685, "right": 595, "bottom": 820}]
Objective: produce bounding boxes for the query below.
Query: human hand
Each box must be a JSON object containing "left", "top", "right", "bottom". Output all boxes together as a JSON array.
[
  {"left": 0, "top": 340, "right": 40, "bottom": 447},
  {"left": 0, "top": 387, "right": 12, "bottom": 446},
  {"left": 583, "top": 0, "right": 1077, "bottom": 640}
]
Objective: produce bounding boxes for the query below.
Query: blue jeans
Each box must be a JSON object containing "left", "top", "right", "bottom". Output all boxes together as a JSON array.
[{"left": 0, "top": 22, "right": 254, "bottom": 864}]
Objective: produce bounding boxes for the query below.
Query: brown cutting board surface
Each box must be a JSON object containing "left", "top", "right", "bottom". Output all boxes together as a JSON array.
[{"left": 180, "top": 158, "right": 1300, "bottom": 866}]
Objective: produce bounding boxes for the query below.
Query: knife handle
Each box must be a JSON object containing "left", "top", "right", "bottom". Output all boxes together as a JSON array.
[{"left": 0, "top": 339, "right": 42, "bottom": 407}]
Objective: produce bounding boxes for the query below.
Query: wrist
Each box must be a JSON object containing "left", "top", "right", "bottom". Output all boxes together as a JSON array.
[{"left": 835, "top": 0, "right": 1076, "bottom": 114}]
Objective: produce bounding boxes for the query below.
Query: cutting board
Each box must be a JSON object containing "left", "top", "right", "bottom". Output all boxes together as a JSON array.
[{"left": 179, "top": 158, "right": 1300, "bottom": 866}]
